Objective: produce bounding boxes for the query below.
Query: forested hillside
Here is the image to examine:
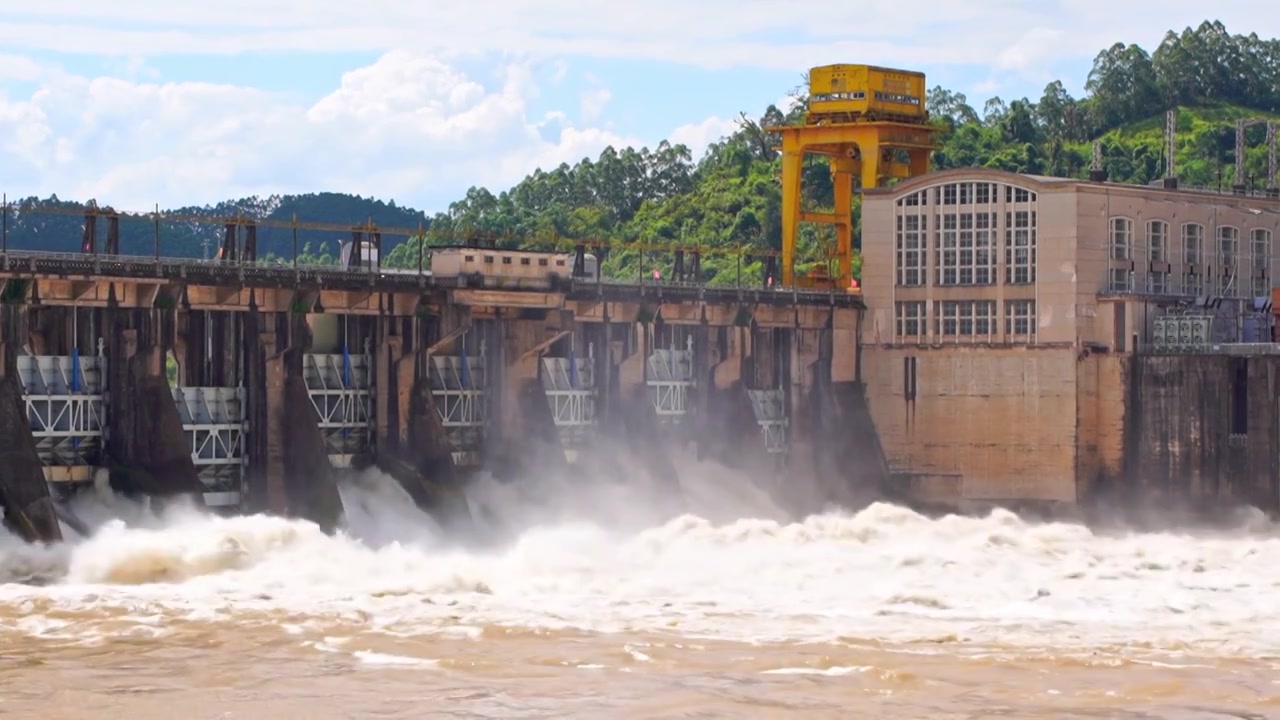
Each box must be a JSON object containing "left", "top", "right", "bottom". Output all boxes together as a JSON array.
[{"left": 3, "top": 20, "right": 1276, "bottom": 285}]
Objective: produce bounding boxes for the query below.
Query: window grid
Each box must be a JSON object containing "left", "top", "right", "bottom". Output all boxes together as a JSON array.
[
  {"left": 1147, "top": 220, "right": 1169, "bottom": 293},
  {"left": 1182, "top": 223, "right": 1204, "bottom": 296},
  {"left": 1252, "top": 228, "right": 1271, "bottom": 297},
  {"left": 896, "top": 301, "right": 925, "bottom": 337},
  {"left": 936, "top": 213, "right": 998, "bottom": 286},
  {"left": 1110, "top": 268, "right": 1134, "bottom": 292},
  {"left": 937, "top": 214, "right": 958, "bottom": 285},
  {"left": 1184, "top": 270, "right": 1204, "bottom": 297},
  {"left": 1107, "top": 217, "right": 1134, "bottom": 292},
  {"left": 895, "top": 214, "right": 927, "bottom": 286},
  {"left": 1218, "top": 226, "right": 1239, "bottom": 266},
  {"left": 1005, "top": 187, "right": 1035, "bottom": 203},
  {"left": 1005, "top": 300, "right": 1036, "bottom": 339},
  {"left": 901, "top": 189, "right": 928, "bottom": 206},
  {"left": 896, "top": 181, "right": 1037, "bottom": 288},
  {"left": 1005, "top": 211, "right": 1036, "bottom": 284},
  {"left": 893, "top": 184, "right": 1280, "bottom": 305},
  {"left": 1148, "top": 271, "right": 1168, "bottom": 294},
  {"left": 935, "top": 300, "right": 996, "bottom": 337},
  {"left": 1218, "top": 226, "right": 1240, "bottom": 298},
  {"left": 1183, "top": 223, "right": 1203, "bottom": 265},
  {"left": 1110, "top": 217, "right": 1133, "bottom": 260},
  {"left": 964, "top": 213, "right": 996, "bottom": 285},
  {"left": 1148, "top": 220, "right": 1168, "bottom": 262},
  {"left": 975, "top": 183, "right": 992, "bottom": 204}
]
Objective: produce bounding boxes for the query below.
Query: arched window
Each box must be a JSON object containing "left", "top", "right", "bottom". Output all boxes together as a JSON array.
[
  {"left": 1182, "top": 223, "right": 1204, "bottom": 296},
  {"left": 1252, "top": 228, "right": 1272, "bottom": 296},
  {"left": 896, "top": 189, "right": 928, "bottom": 208},
  {"left": 1109, "top": 217, "right": 1133, "bottom": 291},
  {"left": 894, "top": 179, "right": 1037, "bottom": 287},
  {"left": 1109, "top": 217, "right": 1133, "bottom": 260},
  {"left": 1182, "top": 223, "right": 1203, "bottom": 264},
  {"left": 1251, "top": 228, "right": 1270, "bottom": 267},
  {"left": 1147, "top": 220, "right": 1168, "bottom": 262},
  {"left": 1147, "top": 220, "right": 1169, "bottom": 293},
  {"left": 1218, "top": 226, "right": 1240, "bottom": 297},
  {"left": 1218, "top": 226, "right": 1239, "bottom": 266}
]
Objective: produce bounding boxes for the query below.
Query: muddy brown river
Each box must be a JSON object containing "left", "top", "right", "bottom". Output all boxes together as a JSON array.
[{"left": 1, "top": 471, "right": 1277, "bottom": 718}]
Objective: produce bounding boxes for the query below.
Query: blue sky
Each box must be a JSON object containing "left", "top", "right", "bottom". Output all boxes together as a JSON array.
[{"left": 0, "top": 2, "right": 1271, "bottom": 214}]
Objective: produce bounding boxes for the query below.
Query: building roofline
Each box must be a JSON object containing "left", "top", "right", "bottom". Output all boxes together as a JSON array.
[
  {"left": 1074, "top": 180, "right": 1280, "bottom": 212},
  {"left": 864, "top": 168, "right": 1280, "bottom": 212},
  {"left": 862, "top": 168, "right": 1074, "bottom": 196}
]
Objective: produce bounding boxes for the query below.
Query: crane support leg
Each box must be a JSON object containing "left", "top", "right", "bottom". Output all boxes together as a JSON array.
[
  {"left": 831, "top": 156, "right": 855, "bottom": 290},
  {"left": 780, "top": 146, "right": 802, "bottom": 287}
]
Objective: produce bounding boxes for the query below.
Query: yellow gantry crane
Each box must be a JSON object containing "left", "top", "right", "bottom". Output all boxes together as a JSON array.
[{"left": 768, "top": 64, "right": 938, "bottom": 290}]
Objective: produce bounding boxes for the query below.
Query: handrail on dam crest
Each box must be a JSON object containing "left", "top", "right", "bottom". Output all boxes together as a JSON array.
[{"left": 0, "top": 250, "right": 864, "bottom": 307}]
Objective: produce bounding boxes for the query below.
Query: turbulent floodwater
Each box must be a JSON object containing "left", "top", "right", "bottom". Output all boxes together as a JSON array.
[{"left": 1, "top": 463, "right": 1279, "bottom": 719}]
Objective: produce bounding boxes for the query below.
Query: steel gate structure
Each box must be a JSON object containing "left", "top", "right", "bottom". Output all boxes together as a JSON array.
[
  {"left": 430, "top": 349, "right": 487, "bottom": 467},
  {"left": 172, "top": 386, "right": 246, "bottom": 508},
  {"left": 646, "top": 336, "right": 695, "bottom": 423},
  {"left": 17, "top": 346, "right": 107, "bottom": 485},
  {"left": 747, "top": 389, "right": 789, "bottom": 454},
  {"left": 540, "top": 349, "right": 597, "bottom": 462},
  {"left": 303, "top": 347, "right": 373, "bottom": 468}
]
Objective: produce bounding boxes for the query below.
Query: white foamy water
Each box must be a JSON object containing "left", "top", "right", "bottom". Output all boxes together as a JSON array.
[{"left": 2, "top": 469, "right": 1279, "bottom": 663}]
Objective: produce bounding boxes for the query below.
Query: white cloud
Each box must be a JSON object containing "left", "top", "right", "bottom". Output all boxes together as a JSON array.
[
  {"left": 670, "top": 116, "right": 741, "bottom": 161},
  {"left": 1, "top": 1, "right": 1274, "bottom": 78},
  {"left": 0, "top": 54, "right": 45, "bottom": 82},
  {"left": 993, "top": 26, "right": 1072, "bottom": 89},
  {"left": 579, "top": 86, "right": 611, "bottom": 123},
  {"left": 0, "top": 52, "right": 668, "bottom": 210},
  {"left": 973, "top": 78, "right": 1002, "bottom": 95},
  {"left": 549, "top": 60, "right": 569, "bottom": 85}
]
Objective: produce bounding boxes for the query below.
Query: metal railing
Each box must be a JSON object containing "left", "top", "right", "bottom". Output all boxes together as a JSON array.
[
  {"left": 0, "top": 247, "right": 864, "bottom": 305},
  {"left": 1147, "top": 181, "right": 1280, "bottom": 200},
  {"left": 0, "top": 194, "right": 860, "bottom": 295}
]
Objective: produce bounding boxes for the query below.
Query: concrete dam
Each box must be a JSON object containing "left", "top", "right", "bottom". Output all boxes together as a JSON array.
[
  {"left": 0, "top": 247, "right": 876, "bottom": 543},
  {"left": 11, "top": 166, "right": 1280, "bottom": 544}
]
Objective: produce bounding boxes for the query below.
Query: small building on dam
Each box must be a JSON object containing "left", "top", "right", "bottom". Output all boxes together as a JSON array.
[{"left": 859, "top": 167, "right": 1280, "bottom": 513}]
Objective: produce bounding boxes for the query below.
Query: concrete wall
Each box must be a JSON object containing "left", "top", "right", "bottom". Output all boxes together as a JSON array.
[
  {"left": 861, "top": 345, "right": 1079, "bottom": 504},
  {"left": 1075, "top": 351, "right": 1127, "bottom": 501},
  {"left": 1125, "top": 354, "right": 1280, "bottom": 511}
]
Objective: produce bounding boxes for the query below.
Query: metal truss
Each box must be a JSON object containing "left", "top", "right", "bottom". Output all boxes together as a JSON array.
[
  {"left": 17, "top": 353, "right": 105, "bottom": 482},
  {"left": 430, "top": 355, "right": 486, "bottom": 466},
  {"left": 303, "top": 352, "right": 372, "bottom": 467},
  {"left": 746, "top": 389, "right": 789, "bottom": 454},
  {"left": 541, "top": 356, "right": 597, "bottom": 452},
  {"left": 646, "top": 346, "right": 695, "bottom": 420},
  {"left": 172, "top": 386, "right": 245, "bottom": 508}
]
